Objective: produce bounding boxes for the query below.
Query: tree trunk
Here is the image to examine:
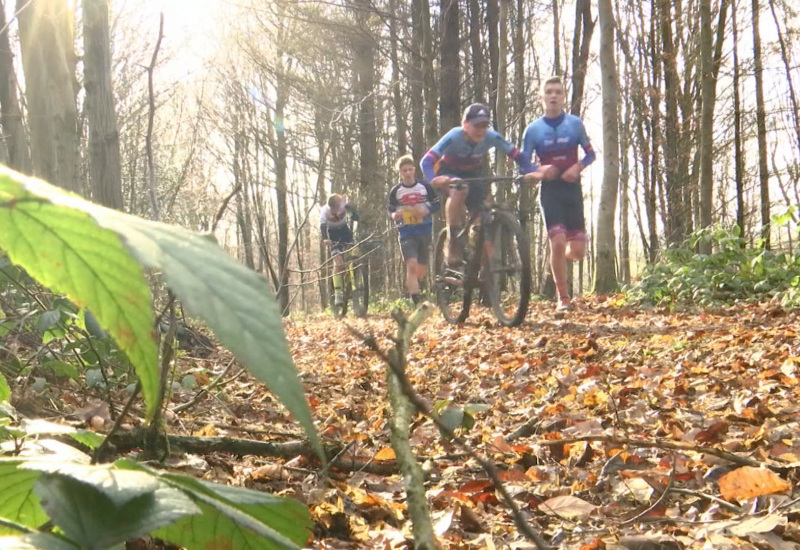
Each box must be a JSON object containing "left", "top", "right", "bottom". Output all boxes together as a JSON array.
[
  {"left": 275, "top": 70, "right": 290, "bottom": 314},
  {"left": 697, "top": 0, "right": 714, "bottom": 252},
  {"left": 410, "top": 0, "right": 425, "bottom": 163},
  {"left": 767, "top": 0, "right": 800, "bottom": 175},
  {"left": 17, "top": 0, "right": 79, "bottom": 192},
  {"left": 468, "top": 0, "right": 484, "bottom": 101},
  {"left": 487, "top": 0, "right": 499, "bottom": 109},
  {"left": 495, "top": 0, "right": 508, "bottom": 181},
  {"left": 388, "top": 0, "right": 407, "bottom": 155},
  {"left": 440, "top": 0, "right": 460, "bottom": 132},
  {"left": 418, "top": 0, "right": 437, "bottom": 145},
  {"left": 0, "top": 0, "right": 31, "bottom": 173},
  {"left": 732, "top": 0, "right": 746, "bottom": 239},
  {"left": 552, "top": 0, "right": 561, "bottom": 75},
  {"left": 660, "top": 0, "right": 685, "bottom": 245},
  {"left": 570, "top": 0, "right": 595, "bottom": 115},
  {"left": 593, "top": 0, "right": 620, "bottom": 294},
  {"left": 83, "top": 0, "right": 123, "bottom": 209},
  {"left": 752, "top": 0, "right": 770, "bottom": 247}
]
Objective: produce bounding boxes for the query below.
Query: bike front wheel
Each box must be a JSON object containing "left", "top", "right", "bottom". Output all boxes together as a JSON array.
[
  {"left": 351, "top": 262, "right": 369, "bottom": 318},
  {"left": 434, "top": 227, "right": 471, "bottom": 324},
  {"left": 486, "top": 212, "right": 531, "bottom": 327}
]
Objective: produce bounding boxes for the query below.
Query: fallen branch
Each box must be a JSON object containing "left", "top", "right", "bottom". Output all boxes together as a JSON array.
[
  {"left": 532, "top": 435, "right": 793, "bottom": 473},
  {"left": 104, "top": 430, "right": 401, "bottom": 475}
]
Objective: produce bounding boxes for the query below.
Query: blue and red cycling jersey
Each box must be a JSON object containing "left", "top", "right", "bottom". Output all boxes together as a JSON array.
[
  {"left": 520, "top": 113, "right": 596, "bottom": 174},
  {"left": 421, "top": 127, "right": 526, "bottom": 181}
]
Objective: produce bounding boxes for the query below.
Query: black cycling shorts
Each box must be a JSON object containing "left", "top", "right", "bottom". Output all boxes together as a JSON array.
[
  {"left": 327, "top": 226, "right": 354, "bottom": 254},
  {"left": 399, "top": 234, "right": 432, "bottom": 265},
  {"left": 539, "top": 179, "right": 586, "bottom": 240}
]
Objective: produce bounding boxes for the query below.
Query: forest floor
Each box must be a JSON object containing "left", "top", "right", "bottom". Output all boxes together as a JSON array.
[
  {"left": 160, "top": 296, "right": 800, "bottom": 550},
  {"left": 15, "top": 297, "right": 800, "bottom": 549}
]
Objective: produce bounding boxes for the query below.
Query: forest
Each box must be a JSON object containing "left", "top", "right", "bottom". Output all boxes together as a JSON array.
[{"left": 1, "top": 0, "right": 799, "bottom": 548}]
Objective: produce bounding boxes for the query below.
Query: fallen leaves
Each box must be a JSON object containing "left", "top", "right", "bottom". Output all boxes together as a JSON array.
[{"left": 718, "top": 466, "right": 792, "bottom": 502}]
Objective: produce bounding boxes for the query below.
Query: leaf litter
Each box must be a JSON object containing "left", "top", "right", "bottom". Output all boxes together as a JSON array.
[{"left": 15, "top": 297, "right": 800, "bottom": 549}]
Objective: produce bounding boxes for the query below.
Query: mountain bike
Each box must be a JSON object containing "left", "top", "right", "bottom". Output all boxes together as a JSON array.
[
  {"left": 433, "top": 176, "right": 531, "bottom": 327},
  {"left": 327, "top": 243, "right": 369, "bottom": 318}
]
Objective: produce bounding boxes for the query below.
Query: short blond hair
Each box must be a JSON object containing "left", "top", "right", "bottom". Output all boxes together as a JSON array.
[
  {"left": 541, "top": 75, "right": 565, "bottom": 95},
  {"left": 395, "top": 154, "right": 415, "bottom": 171},
  {"left": 327, "top": 194, "right": 343, "bottom": 209}
]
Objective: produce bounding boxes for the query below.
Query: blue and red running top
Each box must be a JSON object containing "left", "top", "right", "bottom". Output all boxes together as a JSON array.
[
  {"left": 421, "top": 127, "right": 525, "bottom": 181},
  {"left": 520, "top": 113, "right": 596, "bottom": 174}
]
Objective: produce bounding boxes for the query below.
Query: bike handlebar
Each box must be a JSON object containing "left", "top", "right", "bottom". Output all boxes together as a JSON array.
[{"left": 446, "top": 175, "right": 526, "bottom": 188}]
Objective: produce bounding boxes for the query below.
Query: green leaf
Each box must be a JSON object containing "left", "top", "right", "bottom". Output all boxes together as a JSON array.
[
  {"left": 0, "top": 167, "right": 158, "bottom": 420},
  {"left": 0, "top": 533, "right": 80, "bottom": 550},
  {"left": 23, "top": 461, "right": 160, "bottom": 507},
  {"left": 0, "top": 372, "right": 9, "bottom": 403},
  {"left": 40, "top": 361, "right": 79, "bottom": 380},
  {"left": 0, "top": 460, "right": 48, "bottom": 535},
  {"left": 68, "top": 430, "right": 105, "bottom": 450},
  {"left": 34, "top": 474, "right": 199, "bottom": 550},
  {"left": 154, "top": 474, "right": 310, "bottom": 550},
  {"left": 37, "top": 310, "right": 61, "bottom": 333},
  {"left": 0, "top": 165, "right": 321, "bottom": 460}
]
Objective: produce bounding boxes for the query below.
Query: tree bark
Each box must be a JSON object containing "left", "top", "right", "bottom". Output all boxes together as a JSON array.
[
  {"left": 410, "top": 0, "right": 425, "bottom": 163},
  {"left": 0, "top": 0, "right": 31, "bottom": 173},
  {"left": 388, "top": 0, "right": 407, "bottom": 155},
  {"left": 468, "top": 0, "right": 484, "bottom": 101},
  {"left": 83, "top": 0, "right": 123, "bottom": 209},
  {"left": 752, "top": 0, "right": 770, "bottom": 247},
  {"left": 697, "top": 0, "right": 715, "bottom": 252},
  {"left": 732, "top": 0, "right": 746, "bottom": 240},
  {"left": 593, "top": 0, "right": 620, "bottom": 294},
  {"left": 16, "top": 0, "right": 79, "bottom": 191},
  {"left": 439, "top": 0, "right": 460, "bottom": 132},
  {"left": 570, "top": 0, "right": 595, "bottom": 115}
]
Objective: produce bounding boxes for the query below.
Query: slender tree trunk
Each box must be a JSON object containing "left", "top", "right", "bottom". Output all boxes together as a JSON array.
[
  {"left": 647, "top": 0, "right": 661, "bottom": 261},
  {"left": 661, "top": 0, "right": 685, "bottom": 245},
  {"left": 419, "top": 0, "right": 437, "bottom": 145},
  {"left": 732, "top": 0, "right": 746, "bottom": 239},
  {"left": 388, "top": 0, "right": 407, "bottom": 155},
  {"left": 83, "top": 0, "right": 123, "bottom": 209},
  {"left": 276, "top": 77, "right": 290, "bottom": 314},
  {"left": 593, "top": 0, "right": 620, "bottom": 293},
  {"left": 0, "top": 0, "right": 31, "bottom": 173},
  {"left": 570, "top": 0, "right": 595, "bottom": 115},
  {"left": 410, "top": 0, "right": 425, "bottom": 162},
  {"left": 552, "top": 0, "right": 561, "bottom": 75},
  {"left": 439, "top": 0, "right": 460, "bottom": 132},
  {"left": 468, "top": 0, "right": 484, "bottom": 101},
  {"left": 17, "top": 0, "right": 79, "bottom": 192},
  {"left": 697, "top": 0, "right": 715, "bottom": 252},
  {"left": 487, "top": 0, "right": 499, "bottom": 109},
  {"left": 752, "top": 0, "right": 770, "bottom": 247},
  {"left": 496, "top": 0, "right": 508, "bottom": 181}
]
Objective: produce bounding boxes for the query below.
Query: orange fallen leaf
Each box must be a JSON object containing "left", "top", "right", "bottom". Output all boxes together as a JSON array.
[
  {"left": 718, "top": 466, "right": 791, "bottom": 502},
  {"left": 374, "top": 447, "right": 396, "bottom": 461}
]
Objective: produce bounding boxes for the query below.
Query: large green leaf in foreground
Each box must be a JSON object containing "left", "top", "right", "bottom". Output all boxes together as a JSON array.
[
  {"left": 0, "top": 168, "right": 157, "bottom": 419},
  {"left": 0, "top": 165, "right": 321, "bottom": 458}
]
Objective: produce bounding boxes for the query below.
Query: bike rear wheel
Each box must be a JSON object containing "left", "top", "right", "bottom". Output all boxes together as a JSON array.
[
  {"left": 351, "top": 261, "right": 369, "bottom": 318},
  {"left": 487, "top": 211, "right": 531, "bottom": 327},
  {"left": 434, "top": 227, "right": 471, "bottom": 324}
]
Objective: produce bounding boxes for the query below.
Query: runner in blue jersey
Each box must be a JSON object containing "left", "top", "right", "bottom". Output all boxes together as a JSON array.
[
  {"left": 522, "top": 76, "right": 596, "bottom": 311},
  {"left": 388, "top": 154, "right": 441, "bottom": 305},
  {"left": 421, "top": 103, "right": 528, "bottom": 267}
]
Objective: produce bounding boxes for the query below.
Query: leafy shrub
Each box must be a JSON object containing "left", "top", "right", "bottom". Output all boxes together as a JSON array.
[{"left": 625, "top": 220, "right": 800, "bottom": 308}]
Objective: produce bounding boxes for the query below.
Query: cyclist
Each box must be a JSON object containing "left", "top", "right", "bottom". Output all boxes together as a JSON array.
[
  {"left": 521, "top": 76, "right": 596, "bottom": 312},
  {"left": 320, "top": 194, "right": 360, "bottom": 306},
  {"left": 388, "top": 154, "right": 441, "bottom": 305},
  {"left": 421, "top": 103, "right": 529, "bottom": 270}
]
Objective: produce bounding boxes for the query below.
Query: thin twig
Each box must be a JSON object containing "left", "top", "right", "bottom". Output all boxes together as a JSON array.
[
  {"left": 533, "top": 435, "right": 792, "bottom": 472},
  {"left": 349, "top": 323, "right": 552, "bottom": 550},
  {"left": 171, "top": 357, "right": 236, "bottom": 414},
  {"left": 92, "top": 381, "right": 140, "bottom": 464},
  {"left": 619, "top": 453, "right": 677, "bottom": 526}
]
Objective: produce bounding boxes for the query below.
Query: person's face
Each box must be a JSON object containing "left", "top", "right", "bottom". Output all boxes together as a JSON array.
[
  {"left": 542, "top": 83, "right": 566, "bottom": 112},
  {"left": 463, "top": 120, "right": 490, "bottom": 142},
  {"left": 399, "top": 164, "right": 416, "bottom": 183}
]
